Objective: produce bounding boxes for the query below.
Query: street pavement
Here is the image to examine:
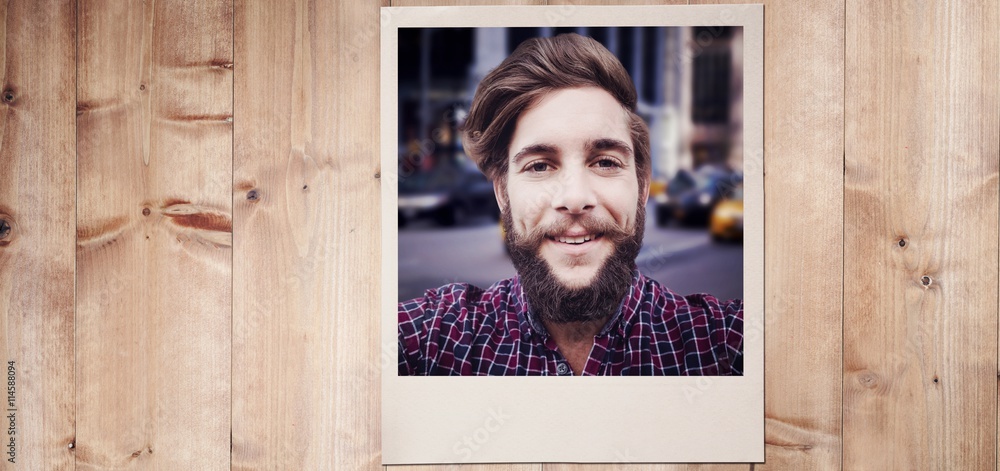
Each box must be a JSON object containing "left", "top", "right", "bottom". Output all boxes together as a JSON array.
[{"left": 397, "top": 204, "right": 744, "bottom": 303}]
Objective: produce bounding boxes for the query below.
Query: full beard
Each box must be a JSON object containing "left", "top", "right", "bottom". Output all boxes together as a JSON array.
[{"left": 503, "top": 202, "right": 645, "bottom": 325}]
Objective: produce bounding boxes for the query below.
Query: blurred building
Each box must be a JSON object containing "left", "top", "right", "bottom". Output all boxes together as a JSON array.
[{"left": 677, "top": 26, "right": 744, "bottom": 174}]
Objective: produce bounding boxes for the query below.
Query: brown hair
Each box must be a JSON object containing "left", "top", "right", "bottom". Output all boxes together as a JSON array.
[{"left": 462, "top": 33, "right": 651, "bottom": 194}]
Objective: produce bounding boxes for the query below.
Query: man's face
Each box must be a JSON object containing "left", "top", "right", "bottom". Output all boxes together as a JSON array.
[{"left": 497, "top": 86, "right": 646, "bottom": 290}]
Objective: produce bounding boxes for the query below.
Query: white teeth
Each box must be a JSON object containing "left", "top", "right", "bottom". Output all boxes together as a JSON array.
[{"left": 556, "top": 234, "right": 593, "bottom": 244}]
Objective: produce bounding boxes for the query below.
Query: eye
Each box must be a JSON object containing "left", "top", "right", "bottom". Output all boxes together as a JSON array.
[
  {"left": 594, "top": 157, "right": 623, "bottom": 169},
  {"left": 526, "top": 161, "right": 551, "bottom": 173}
]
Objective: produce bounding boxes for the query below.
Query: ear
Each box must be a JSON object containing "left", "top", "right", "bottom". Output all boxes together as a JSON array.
[{"left": 492, "top": 178, "right": 508, "bottom": 211}]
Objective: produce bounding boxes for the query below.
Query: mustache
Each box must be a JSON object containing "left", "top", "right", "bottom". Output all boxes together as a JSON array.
[{"left": 506, "top": 214, "right": 634, "bottom": 250}]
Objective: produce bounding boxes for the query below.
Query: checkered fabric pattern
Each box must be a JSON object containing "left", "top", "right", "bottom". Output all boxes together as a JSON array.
[{"left": 398, "top": 269, "right": 743, "bottom": 376}]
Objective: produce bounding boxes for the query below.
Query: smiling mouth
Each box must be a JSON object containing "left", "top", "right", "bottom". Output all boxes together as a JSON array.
[{"left": 547, "top": 233, "right": 604, "bottom": 245}]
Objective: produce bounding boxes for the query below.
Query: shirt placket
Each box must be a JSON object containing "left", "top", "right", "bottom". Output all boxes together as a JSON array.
[{"left": 541, "top": 336, "right": 573, "bottom": 376}]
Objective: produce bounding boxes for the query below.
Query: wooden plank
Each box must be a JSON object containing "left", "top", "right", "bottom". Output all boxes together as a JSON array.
[
  {"left": 231, "top": 0, "right": 381, "bottom": 468},
  {"left": 75, "top": 1, "right": 233, "bottom": 469},
  {"left": 844, "top": 1, "right": 999, "bottom": 469},
  {"left": 0, "top": 1, "right": 76, "bottom": 469},
  {"left": 708, "top": 0, "right": 844, "bottom": 470}
]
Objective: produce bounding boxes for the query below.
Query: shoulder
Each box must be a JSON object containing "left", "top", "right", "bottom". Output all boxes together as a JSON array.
[
  {"left": 637, "top": 274, "right": 744, "bottom": 375},
  {"left": 398, "top": 278, "right": 519, "bottom": 333},
  {"left": 640, "top": 275, "right": 742, "bottom": 323},
  {"left": 398, "top": 283, "right": 480, "bottom": 321},
  {"left": 397, "top": 278, "right": 521, "bottom": 375}
]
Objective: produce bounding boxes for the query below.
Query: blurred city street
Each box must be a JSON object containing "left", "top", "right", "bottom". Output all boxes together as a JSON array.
[
  {"left": 397, "top": 26, "right": 747, "bottom": 306},
  {"left": 398, "top": 203, "right": 743, "bottom": 303}
]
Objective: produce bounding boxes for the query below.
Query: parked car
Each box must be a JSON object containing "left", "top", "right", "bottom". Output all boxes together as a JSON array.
[
  {"left": 710, "top": 184, "right": 744, "bottom": 242},
  {"left": 398, "top": 160, "right": 499, "bottom": 227},
  {"left": 655, "top": 166, "right": 739, "bottom": 227}
]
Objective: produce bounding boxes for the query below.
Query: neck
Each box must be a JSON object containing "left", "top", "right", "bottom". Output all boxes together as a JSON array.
[
  {"left": 542, "top": 316, "right": 609, "bottom": 345},
  {"left": 542, "top": 316, "right": 608, "bottom": 376}
]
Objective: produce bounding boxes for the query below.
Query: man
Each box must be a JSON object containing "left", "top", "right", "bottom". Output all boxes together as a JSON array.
[{"left": 398, "top": 33, "right": 743, "bottom": 376}]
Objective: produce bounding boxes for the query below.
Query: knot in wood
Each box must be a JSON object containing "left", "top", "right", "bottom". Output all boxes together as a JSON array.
[
  {"left": 858, "top": 371, "right": 879, "bottom": 389},
  {"left": 246, "top": 189, "right": 260, "bottom": 202},
  {"left": 921, "top": 275, "right": 932, "bottom": 287},
  {"left": 0, "top": 219, "right": 10, "bottom": 240}
]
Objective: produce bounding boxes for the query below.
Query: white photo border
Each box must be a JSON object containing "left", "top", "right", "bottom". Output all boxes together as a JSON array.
[{"left": 381, "top": 5, "right": 764, "bottom": 464}]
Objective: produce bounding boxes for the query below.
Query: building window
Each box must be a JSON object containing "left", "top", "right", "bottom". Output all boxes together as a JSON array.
[{"left": 692, "top": 49, "right": 731, "bottom": 124}]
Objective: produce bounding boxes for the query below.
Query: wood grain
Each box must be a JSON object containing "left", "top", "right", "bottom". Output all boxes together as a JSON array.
[
  {"left": 76, "top": 1, "right": 233, "bottom": 469},
  {"left": 1, "top": 1, "right": 997, "bottom": 470},
  {"left": 232, "top": 0, "right": 381, "bottom": 468},
  {"left": 0, "top": 1, "right": 76, "bottom": 469},
  {"left": 732, "top": 0, "right": 845, "bottom": 470},
  {"left": 845, "top": 1, "right": 999, "bottom": 469}
]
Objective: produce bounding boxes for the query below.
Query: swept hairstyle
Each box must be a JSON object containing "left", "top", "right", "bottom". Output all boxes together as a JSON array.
[{"left": 462, "top": 33, "right": 651, "bottom": 195}]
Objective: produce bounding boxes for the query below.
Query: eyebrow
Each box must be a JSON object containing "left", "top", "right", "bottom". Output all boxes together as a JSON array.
[
  {"left": 509, "top": 138, "right": 634, "bottom": 167},
  {"left": 511, "top": 143, "right": 559, "bottom": 167},
  {"left": 586, "top": 138, "right": 633, "bottom": 157}
]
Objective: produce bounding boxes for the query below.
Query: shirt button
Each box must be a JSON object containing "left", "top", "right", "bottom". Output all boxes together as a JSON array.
[{"left": 556, "top": 363, "right": 570, "bottom": 375}]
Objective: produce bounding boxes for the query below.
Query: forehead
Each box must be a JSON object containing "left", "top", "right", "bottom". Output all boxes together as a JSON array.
[{"left": 509, "top": 87, "right": 631, "bottom": 156}]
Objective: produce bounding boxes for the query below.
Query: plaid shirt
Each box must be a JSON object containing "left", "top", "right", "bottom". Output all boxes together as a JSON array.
[{"left": 398, "top": 269, "right": 743, "bottom": 376}]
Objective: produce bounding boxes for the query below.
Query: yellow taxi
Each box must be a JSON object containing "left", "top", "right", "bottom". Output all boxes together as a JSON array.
[{"left": 710, "top": 185, "right": 743, "bottom": 242}]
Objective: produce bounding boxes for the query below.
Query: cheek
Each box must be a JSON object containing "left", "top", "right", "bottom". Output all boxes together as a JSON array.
[
  {"left": 506, "top": 184, "right": 548, "bottom": 225},
  {"left": 605, "top": 186, "right": 641, "bottom": 225},
  {"left": 510, "top": 199, "right": 544, "bottom": 231},
  {"left": 615, "top": 203, "right": 636, "bottom": 225}
]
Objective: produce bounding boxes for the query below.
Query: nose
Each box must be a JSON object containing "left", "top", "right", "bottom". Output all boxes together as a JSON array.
[{"left": 550, "top": 165, "right": 597, "bottom": 215}]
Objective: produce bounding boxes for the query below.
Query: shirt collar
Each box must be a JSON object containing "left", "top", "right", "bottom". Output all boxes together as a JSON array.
[
  {"left": 514, "top": 267, "right": 643, "bottom": 340},
  {"left": 511, "top": 276, "right": 543, "bottom": 338}
]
